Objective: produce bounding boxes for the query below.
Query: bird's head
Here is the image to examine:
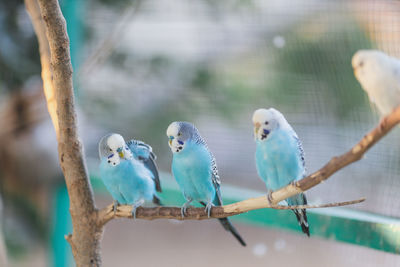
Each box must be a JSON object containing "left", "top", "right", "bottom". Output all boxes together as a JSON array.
[
  {"left": 98, "top": 133, "right": 132, "bottom": 166},
  {"left": 166, "top": 121, "right": 198, "bottom": 153},
  {"left": 352, "top": 50, "right": 388, "bottom": 86},
  {"left": 252, "top": 108, "right": 288, "bottom": 141}
]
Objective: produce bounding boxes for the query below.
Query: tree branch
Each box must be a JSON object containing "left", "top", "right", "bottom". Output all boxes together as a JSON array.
[
  {"left": 98, "top": 198, "right": 365, "bottom": 225},
  {"left": 27, "top": 0, "right": 103, "bottom": 266},
  {"left": 25, "top": 0, "right": 59, "bottom": 138},
  {"left": 99, "top": 105, "right": 400, "bottom": 225}
]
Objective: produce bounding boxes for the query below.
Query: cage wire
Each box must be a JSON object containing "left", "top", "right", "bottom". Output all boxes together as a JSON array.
[
  {"left": 81, "top": 0, "right": 400, "bottom": 216},
  {"left": 75, "top": 0, "right": 400, "bottom": 265}
]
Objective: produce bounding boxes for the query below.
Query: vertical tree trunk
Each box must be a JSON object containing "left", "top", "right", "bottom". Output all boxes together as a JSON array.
[{"left": 25, "top": 0, "right": 103, "bottom": 265}]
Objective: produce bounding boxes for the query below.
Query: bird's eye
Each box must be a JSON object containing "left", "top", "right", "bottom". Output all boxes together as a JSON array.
[
  {"left": 109, "top": 148, "right": 112, "bottom": 151},
  {"left": 359, "top": 61, "right": 364, "bottom": 67},
  {"left": 177, "top": 132, "right": 181, "bottom": 136},
  {"left": 265, "top": 121, "right": 269, "bottom": 125},
  {"left": 125, "top": 147, "right": 129, "bottom": 150}
]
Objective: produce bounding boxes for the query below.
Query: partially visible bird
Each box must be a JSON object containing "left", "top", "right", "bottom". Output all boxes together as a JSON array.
[
  {"left": 98, "top": 133, "right": 161, "bottom": 218},
  {"left": 252, "top": 108, "right": 310, "bottom": 236},
  {"left": 166, "top": 122, "right": 246, "bottom": 246},
  {"left": 352, "top": 49, "right": 400, "bottom": 115}
]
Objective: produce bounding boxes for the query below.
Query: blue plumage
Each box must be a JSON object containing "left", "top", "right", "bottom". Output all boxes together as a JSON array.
[
  {"left": 166, "top": 121, "right": 246, "bottom": 246},
  {"left": 172, "top": 141, "right": 216, "bottom": 203},
  {"left": 98, "top": 134, "right": 161, "bottom": 217},
  {"left": 253, "top": 108, "right": 310, "bottom": 236}
]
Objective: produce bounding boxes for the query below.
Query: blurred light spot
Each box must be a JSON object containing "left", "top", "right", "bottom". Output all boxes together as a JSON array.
[
  {"left": 168, "top": 219, "right": 184, "bottom": 225},
  {"left": 252, "top": 243, "right": 267, "bottom": 257},
  {"left": 274, "top": 238, "right": 286, "bottom": 251},
  {"left": 273, "top": 36, "right": 286, "bottom": 48}
]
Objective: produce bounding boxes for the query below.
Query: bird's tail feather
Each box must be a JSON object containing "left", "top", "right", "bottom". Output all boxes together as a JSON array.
[
  {"left": 200, "top": 201, "right": 246, "bottom": 246},
  {"left": 152, "top": 195, "right": 162, "bottom": 206},
  {"left": 217, "top": 217, "right": 247, "bottom": 246},
  {"left": 288, "top": 193, "right": 310, "bottom": 237}
]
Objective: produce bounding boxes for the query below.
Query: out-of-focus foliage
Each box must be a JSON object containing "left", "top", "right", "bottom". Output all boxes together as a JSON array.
[
  {"left": 269, "top": 15, "right": 373, "bottom": 118},
  {"left": 0, "top": 0, "right": 40, "bottom": 92}
]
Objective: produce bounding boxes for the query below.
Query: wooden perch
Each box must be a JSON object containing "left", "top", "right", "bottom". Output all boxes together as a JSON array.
[
  {"left": 99, "top": 105, "right": 400, "bottom": 226},
  {"left": 99, "top": 198, "right": 365, "bottom": 225}
]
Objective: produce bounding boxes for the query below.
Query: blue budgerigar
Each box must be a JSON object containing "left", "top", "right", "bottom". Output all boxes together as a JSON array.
[
  {"left": 166, "top": 122, "right": 246, "bottom": 246},
  {"left": 98, "top": 133, "right": 162, "bottom": 218},
  {"left": 252, "top": 108, "right": 310, "bottom": 236}
]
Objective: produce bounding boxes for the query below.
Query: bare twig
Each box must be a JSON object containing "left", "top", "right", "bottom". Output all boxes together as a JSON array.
[
  {"left": 269, "top": 197, "right": 365, "bottom": 210},
  {"left": 99, "top": 105, "right": 400, "bottom": 225},
  {"left": 28, "top": 0, "right": 102, "bottom": 266}
]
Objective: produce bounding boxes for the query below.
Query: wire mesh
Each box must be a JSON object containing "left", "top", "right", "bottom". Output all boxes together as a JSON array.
[{"left": 76, "top": 0, "right": 400, "bottom": 265}]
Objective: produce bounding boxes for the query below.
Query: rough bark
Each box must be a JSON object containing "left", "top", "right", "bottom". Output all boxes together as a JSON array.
[{"left": 26, "top": 0, "right": 103, "bottom": 266}]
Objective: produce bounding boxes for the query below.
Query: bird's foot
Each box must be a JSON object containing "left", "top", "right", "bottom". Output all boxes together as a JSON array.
[
  {"left": 204, "top": 202, "right": 214, "bottom": 218},
  {"left": 181, "top": 199, "right": 193, "bottom": 218},
  {"left": 113, "top": 200, "right": 119, "bottom": 215},
  {"left": 131, "top": 199, "right": 145, "bottom": 220},
  {"left": 267, "top": 190, "right": 273, "bottom": 205}
]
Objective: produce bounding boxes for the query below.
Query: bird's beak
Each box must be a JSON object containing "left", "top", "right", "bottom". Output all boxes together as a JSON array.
[
  {"left": 254, "top": 122, "right": 261, "bottom": 139},
  {"left": 168, "top": 136, "right": 173, "bottom": 146},
  {"left": 353, "top": 66, "right": 357, "bottom": 76},
  {"left": 117, "top": 148, "right": 124, "bottom": 158}
]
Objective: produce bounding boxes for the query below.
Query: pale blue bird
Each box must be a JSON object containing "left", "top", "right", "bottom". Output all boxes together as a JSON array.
[
  {"left": 252, "top": 108, "right": 310, "bottom": 236},
  {"left": 98, "top": 133, "right": 162, "bottom": 218},
  {"left": 166, "top": 122, "right": 246, "bottom": 246}
]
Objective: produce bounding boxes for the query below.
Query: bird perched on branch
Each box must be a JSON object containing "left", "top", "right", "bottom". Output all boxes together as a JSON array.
[
  {"left": 352, "top": 49, "right": 400, "bottom": 115},
  {"left": 252, "top": 108, "right": 310, "bottom": 236},
  {"left": 166, "top": 122, "right": 246, "bottom": 246},
  {"left": 98, "top": 133, "right": 162, "bottom": 218}
]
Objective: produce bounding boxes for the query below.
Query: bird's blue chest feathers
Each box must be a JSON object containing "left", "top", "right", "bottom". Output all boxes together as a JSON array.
[
  {"left": 99, "top": 158, "right": 155, "bottom": 204},
  {"left": 99, "top": 159, "right": 130, "bottom": 188},
  {"left": 172, "top": 142, "right": 215, "bottom": 202},
  {"left": 255, "top": 129, "right": 304, "bottom": 190}
]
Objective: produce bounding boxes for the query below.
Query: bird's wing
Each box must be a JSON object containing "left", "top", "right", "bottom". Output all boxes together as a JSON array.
[
  {"left": 389, "top": 57, "right": 400, "bottom": 97},
  {"left": 126, "top": 139, "right": 162, "bottom": 192},
  {"left": 210, "top": 154, "right": 223, "bottom": 205},
  {"left": 293, "top": 134, "right": 306, "bottom": 176}
]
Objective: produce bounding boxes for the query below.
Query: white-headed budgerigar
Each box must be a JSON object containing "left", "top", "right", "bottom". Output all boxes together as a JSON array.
[
  {"left": 252, "top": 108, "right": 310, "bottom": 236},
  {"left": 166, "top": 122, "right": 246, "bottom": 246},
  {"left": 98, "top": 133, "right": 161, "bottom": 218},
  {"left": 352, "top": 49, "right": 400, "bottom": 116}
]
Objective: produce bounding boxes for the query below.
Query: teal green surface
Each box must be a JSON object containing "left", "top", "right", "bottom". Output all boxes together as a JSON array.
[
  {"left": 50, "top": 185, "right": 72, "bottom": 267},
  {"left": 92, "top": 172, "right": 400, "bottom": 255},
  {"left": 60, "top": 0, "right": 83, "bottom": 71}
]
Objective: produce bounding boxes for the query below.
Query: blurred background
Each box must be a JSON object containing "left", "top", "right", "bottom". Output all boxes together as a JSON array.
[{"left": 1, "top": 0, "right": 400, "bottom": 266}]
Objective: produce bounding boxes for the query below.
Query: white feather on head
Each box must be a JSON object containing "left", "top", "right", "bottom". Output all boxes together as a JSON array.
[
  {"left": 252, "top": 108, "right": 290, "bottom": 128},
  {"left": 252, "top": 108, "right": 293, "bottom": 140},
  {"left": 107, "top": 133, "right": 126, "bottom": 151},
  {"left": 166, "top": 122, "right": 180, "bottom": 138}
]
